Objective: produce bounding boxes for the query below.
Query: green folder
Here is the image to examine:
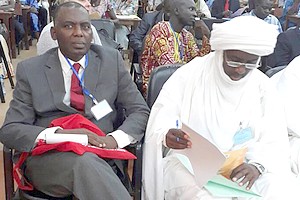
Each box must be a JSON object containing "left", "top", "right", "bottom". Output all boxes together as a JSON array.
[{"left": 204, "top": 175, "right": 261, "bottom": 198}]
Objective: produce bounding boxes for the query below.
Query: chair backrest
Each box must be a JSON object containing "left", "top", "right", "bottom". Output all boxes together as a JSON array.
[
  {"left": 146, "top": 64, "right": 182, "bottom": 108},
  {"left": 91, "top": 19, "right": 123, "bottom": 51},
  {"left": 91, "top": 19, "right": 116, "bottom": 40}
]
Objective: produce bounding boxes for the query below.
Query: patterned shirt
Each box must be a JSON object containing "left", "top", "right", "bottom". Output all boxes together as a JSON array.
[{"left": 140, "top": 21, "right": 210, "bottom": 95}]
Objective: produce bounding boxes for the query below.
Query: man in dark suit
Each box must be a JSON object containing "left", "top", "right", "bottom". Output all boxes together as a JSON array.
[
  {"left": 211, "top": 0, "right": 240, "bottom": 19},
  {"left": 0, "top": 2, "right": 149, "bottom": 200},
  {"left": 267, "top": 27, "right": 300, "bottom": 68}
]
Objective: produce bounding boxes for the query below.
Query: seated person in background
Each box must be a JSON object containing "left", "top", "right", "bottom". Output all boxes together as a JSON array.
[
  {"left": 90, "top": 0, "right": 118, "bottom": 22},
  {"left": 129, "top": 0, "right": 171, "bottom": 57},
  {"left": 22, "top": 0, "right": 41, "bottom": 39},
  {"left": 211, "top": 0, "right": 240, "bottom": 19},
  {"left": 243, "top": 0, "right": 283, "bottom": 33},
  {"left": 142, "top": 16, "right": 300, "bottom": 200},
  {"left": 147, "top": 0, "right": 163, "bottom": 11},
  {"left": 14, "top": 16, "right": 25, "bottom": 45},
  {"left": 37, "top": 1, "right": 48, "bottom": 30},
  {"left": 140, "top": 0, "right": 211, "bottom": 95},
  {"left": 36, "top": 0, "right": 102, "bottom": 55},
  {"left": 111, "top": 0, "right": 139, "bottom": 50},
  {"left": 279, "top": 0, "right": 300, "bottom": 29},
  {"left": 112, "top": 0, "right": 139, "bottom": 15},
  {"left": 195, "top": 0, "right": 212, "bottom": 18},
  {"left": 273, "top": 55, "right": 300, "bottom": 181},
  {"left": 205, "top": 0, "right": 215, "bottom": 10},
  {"left": 14, "top": 0, "right": 25, "bottom": 46},
  {"left": 267, "top": 27, "right": 300, "bottom": 68},
  {"left": 129, "top": 0, "right": 210, "bottom": 57},
  {"left": 0, "top": 2, "right": 149, "bottom": 199}
]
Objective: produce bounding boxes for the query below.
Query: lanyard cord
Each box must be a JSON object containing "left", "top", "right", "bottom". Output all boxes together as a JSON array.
[
  {"left": 168, "top": 22, "right": 183, "bottom": 61},
  {"left": 65, "top": 54, "right": 98, "bottom": 105}
]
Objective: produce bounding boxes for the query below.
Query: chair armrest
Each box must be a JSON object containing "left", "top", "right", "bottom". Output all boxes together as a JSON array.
[
  {"left": 126, "top": 139, "right": 143, "bottom": 200},
  {"left": 3, "top": 145, "right": 14, "bottom": 200}
]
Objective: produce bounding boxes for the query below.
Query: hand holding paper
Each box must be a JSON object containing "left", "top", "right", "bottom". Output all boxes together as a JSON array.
[
  {"left": 165, "top": 128, "right": 192, "bottom": 149},
  {"left": 173, "top": 123, "right": 226, "bottom": 188}
]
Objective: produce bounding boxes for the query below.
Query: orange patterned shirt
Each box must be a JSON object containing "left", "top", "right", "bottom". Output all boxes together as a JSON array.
[{"left": 140, "top": 21, "right": 210, "bottom": 96}]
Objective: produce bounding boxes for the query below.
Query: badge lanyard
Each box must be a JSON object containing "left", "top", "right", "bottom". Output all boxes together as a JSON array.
[
  {"left": 169, "top": 22, "right": 183, "bottom": 61},
  {"left": 65, "top": 54, "right": 99, "bottom": 105}
]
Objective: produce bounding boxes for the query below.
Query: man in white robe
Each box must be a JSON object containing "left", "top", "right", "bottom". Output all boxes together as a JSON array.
[
  {"left": 272, "top": 55, "right": 300, "bottom": 182},
  {"left": 142, "top": 16, "right": 300, "bottom": 200}
]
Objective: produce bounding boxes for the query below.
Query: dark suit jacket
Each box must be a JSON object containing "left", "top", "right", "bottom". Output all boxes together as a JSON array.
[
  {"left": 211, "top": 0, "right": 240, "bottom": 19},
  {"left": 0, "top": 45, "right": 150, "bottom": 152},
  {"left": 129, "top": 10, "right": 164, "bottom": 56},
  {"left": 267, "top": 28, "right": 300, "bottom": 68}
]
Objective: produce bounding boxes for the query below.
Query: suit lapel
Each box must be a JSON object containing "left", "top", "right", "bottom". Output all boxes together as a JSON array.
[
  {"left": 84, "top": 50, "right": 101, "bottom": 114},
  {"left": 44, "top": 50, "right": 76, "bottom": 113}
]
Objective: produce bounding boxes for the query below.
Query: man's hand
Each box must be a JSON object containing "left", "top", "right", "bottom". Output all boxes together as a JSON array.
[
  {"left": 194, "top": 19, "right": 211, "bottom": 39},
  {"left": 230, "top": 163, "right": 261, "bottom": 190},
  {"left": 166, "top": 129, "right": 192, "bottom": 149},
  {"left": 196, "top": 11, "right": 206, "bottom": 18},
  {"left": 223, "top": 10, "right": 232, "bottom": 18},
  {"left": 55, "top": 128, "right": 118, "bottom": 149}
]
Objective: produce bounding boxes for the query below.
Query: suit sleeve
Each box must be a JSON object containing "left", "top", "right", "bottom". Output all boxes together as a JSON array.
[
  {"left": 115, "top": 51, "right": 150, "bottom": 142},
  {"left": 0, "top": 62, "right": 45, "bottom": 152},
  {"left": 272, "top": 33, "right": 291, "bottom": 67},
  {"left": 211, "top": 0, "right": 225, "bottom": 19},
  {"left": 129, "top": 15, "right": 151, "bottom": 56}
]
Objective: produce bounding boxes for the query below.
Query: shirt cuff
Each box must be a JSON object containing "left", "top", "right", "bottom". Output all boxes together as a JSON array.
[
  {"left": 107, "top": 130, "right": 136, "bottom": 149},
  {"left": 35, "top": 126, "right": 62, "bottom": 144}
]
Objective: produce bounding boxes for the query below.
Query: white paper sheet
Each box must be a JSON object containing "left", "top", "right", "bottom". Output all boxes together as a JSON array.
[
  {"left": 45, "top": 134, "right": 88, "bottom": 146},
  {"left": 173, "top": 123, "right": 226, "bottom": 188},
  {"left": 116, "top": 15, "right": 141, "bottom": 20}
]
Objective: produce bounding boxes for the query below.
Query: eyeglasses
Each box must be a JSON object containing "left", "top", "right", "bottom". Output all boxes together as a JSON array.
[{"left": 224, "top": 52, "right": 261, "bottom": 70}]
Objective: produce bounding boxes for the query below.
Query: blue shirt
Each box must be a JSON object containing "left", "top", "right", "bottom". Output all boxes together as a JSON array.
[{"left": 244, "top": 11, "right": 283, "bottom": 33}]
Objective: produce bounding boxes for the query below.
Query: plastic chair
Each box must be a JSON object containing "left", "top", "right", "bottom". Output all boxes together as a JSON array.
[
  {"left": 146, "top": 63, "right": 182, "bottom": 108},
  {"left": 145, "top": 64, "right": 182, "bottom": 157},
  {"left": 91, "top": 19, "right": 116, "bottom": 40}
]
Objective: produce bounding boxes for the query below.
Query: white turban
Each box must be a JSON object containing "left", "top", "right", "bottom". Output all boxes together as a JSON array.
[{"left": 210, "top": 16, "right": 278, "bottom": 56}]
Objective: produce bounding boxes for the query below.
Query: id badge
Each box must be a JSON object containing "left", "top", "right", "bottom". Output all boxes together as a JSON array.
[
  {"left": 233, "top": 127, "right": 253, "bottom": 145},
  {"left": 91, "top": 99, "right": 113, "bottom": 120}
]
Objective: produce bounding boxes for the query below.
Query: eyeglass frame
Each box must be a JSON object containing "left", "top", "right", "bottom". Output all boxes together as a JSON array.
[{"left": 224, "top": 51, "right": 261, "bottom": 70}]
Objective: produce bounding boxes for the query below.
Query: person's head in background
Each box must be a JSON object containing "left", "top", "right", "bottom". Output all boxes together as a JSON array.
[
  {"left": 253, "top": 0, "right": 273, "bottom": 19},
  {"left": 51, "top": 1, "right": 93, "bottom": 61},
  {"left": 58, "top": 0, "right": 92, "bottom": 13},
  {"left": 168, "top": 0, "right": 197, "bottom": 30}
]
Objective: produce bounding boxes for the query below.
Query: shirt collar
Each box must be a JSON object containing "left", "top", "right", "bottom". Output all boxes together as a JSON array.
[
  {"left": 250, "top": 10, "right": 271, "bottom": 20},
  {"left": 58, "top": 49, "right": 87, "bottom": 74}
]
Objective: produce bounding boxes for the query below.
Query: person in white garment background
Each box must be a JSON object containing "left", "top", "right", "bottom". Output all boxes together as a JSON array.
[
  {"left": 142, "top": 15, "right": 300, "bottom": 200},
  {"left": 36, "top": 0, "right": 102, "bottom": 55},
  {"left": 271, "top": 55, "right": 300, "bottom": 182}
]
